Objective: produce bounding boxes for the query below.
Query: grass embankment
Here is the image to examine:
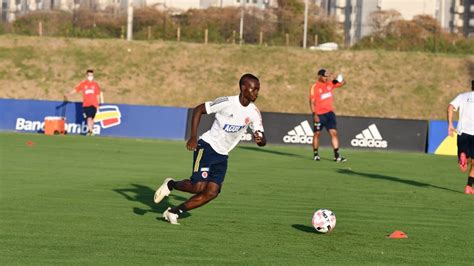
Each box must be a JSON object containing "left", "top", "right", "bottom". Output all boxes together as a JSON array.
[{"left": 0, "top": 35, "right": 473, "bottom": 119}]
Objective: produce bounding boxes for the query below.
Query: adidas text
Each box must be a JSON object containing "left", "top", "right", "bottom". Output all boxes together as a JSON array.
[
  {"left": 351, "top": 124, "right": 388, "bottom": 149},
  {"left": 351, "top": 138, "right": 388, "bottom": 148},
  {"left": 283, "top": 135, "right": 313, "bottom": 144},
  {"left": 283, "top": 120, "right": 314, "bottom": 144}
]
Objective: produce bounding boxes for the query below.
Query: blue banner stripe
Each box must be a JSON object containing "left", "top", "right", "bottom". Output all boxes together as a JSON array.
[{"left": 0, "top": 98, "right": 188, "bottom": 140}]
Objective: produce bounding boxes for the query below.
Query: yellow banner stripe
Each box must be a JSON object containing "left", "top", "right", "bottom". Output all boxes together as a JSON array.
[
  {"left": 193, "top": 149, "right": 204, "bottom": 172},
  {"left": 95, "top": 111, "right": 120, "bottom": 121}
]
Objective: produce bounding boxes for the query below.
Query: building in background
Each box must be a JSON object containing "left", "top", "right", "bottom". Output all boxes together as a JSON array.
[
  {"left": 1, "top": 0, "right": 7, "bottom": 21},
  {"left": 0, "top": 0, "right": 277, "bottom": 22},
  {"left": 142, "top": 0, "right": 200, "bottom": 11},
  {"left": 1, "top": 0, "right": 472, "bottom": 41},
  {"left": 201, "top": 0, "right": 276, "bottom": 9},
  {"left": 315, "top": 0, "right": 473, "bottom": 45},
  {"left": 463, "top": 0, "right": 474, "bottom": 37}
]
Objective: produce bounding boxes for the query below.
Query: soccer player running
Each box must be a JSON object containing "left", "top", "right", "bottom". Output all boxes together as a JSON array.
[
  {"left": 154, "top": 73, "right": 266, "bottom": 224},
  {"left": 447, "top": 79, "right": 474, "bottom": 195},
  {"left": 309, "top": 69, "right": 346, "bottom": 162}
]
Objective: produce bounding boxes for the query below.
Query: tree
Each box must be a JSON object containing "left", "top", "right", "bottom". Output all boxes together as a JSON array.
[{"left": 368, "top": 9, "right": 401, "bottom": 38}]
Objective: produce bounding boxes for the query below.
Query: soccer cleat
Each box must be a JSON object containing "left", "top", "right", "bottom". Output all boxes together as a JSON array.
[
  {"left": 154, "top": 177, "right": 174, "bottom": 204},
  {"left": 459, "top": 152, "right": 467, "bottom": 172},
  {"left": 464, "top": 186, "right": 473, "bottom": 195},
  {"left": 163, "top": 207, "right": 180, "bottom": 225},
  {"left": 334, "top": 156, "right": 347, "bottom": 163},
  {"left": 313, "top": 155, "right": 321, "bottom": 161}
]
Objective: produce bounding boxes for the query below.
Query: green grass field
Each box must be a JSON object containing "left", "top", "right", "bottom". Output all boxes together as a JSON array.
[{"left": 1, "top": 132, "right": 473, "bottom": 264}]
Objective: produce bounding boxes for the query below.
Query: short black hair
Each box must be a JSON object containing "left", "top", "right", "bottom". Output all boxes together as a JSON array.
[
  {"left": 239, "top": 73, "right": 259, "bottom": 88},
  {"left": 317, "top": 69, "right": 327, "bottom": 77},
  {"left": 86, "top": 69, "right": 94, "bottom": 74}
]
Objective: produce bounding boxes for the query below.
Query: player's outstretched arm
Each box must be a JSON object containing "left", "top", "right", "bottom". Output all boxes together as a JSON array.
[
  {"left": 63, "top": 88, "right": 76, "bottom": 100},
  {"left": 254, "top": 131, "right": 266, "bottom": 147},
  {"left": 186, "top": 103, "right": 207, "bottom": 150}
]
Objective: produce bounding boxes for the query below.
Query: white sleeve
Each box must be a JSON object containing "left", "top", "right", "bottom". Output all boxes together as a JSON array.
[
  {"left": 249, "top": 108, "right": 264, "bottom": 133},
  {"left": 450, "top": 95, "right": 462, "bottom": 111},
  {"left": 205, "top": 97, "right": 230, "bottom": 114}
]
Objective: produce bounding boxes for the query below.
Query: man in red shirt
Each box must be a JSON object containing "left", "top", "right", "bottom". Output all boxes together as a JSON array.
[
  {"left": 65, "top": 69, "right": 101, "bottom": 136},
  {"left": 309, "top": 69, "right": 346, "bottom": 162}
]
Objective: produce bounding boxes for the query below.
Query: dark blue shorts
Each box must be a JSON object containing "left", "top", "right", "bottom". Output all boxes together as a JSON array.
[
  {"left": 457, "top": 133, "right": 474, "bottom": 159},
  {"left": 83, "top": 106, "right": 97, "bottom": 119},
  {"left": 314, "top": 111, "right": 337, "bottom": 131},
  {"left": 190, "top": 139, "right": 228, "bottom": 185}
]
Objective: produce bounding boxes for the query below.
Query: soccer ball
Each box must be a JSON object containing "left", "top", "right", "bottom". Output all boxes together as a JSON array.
[{"left": 312, "top": 209, "right": 336, "bottom": 233}]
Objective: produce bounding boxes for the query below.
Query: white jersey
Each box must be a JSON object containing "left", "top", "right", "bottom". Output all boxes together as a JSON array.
[
  {"left": 201, "top": 95, "right": 264, "bottom": 155},
  {"left": 450, "top": 91, "right": 474, "bottom": 135}
]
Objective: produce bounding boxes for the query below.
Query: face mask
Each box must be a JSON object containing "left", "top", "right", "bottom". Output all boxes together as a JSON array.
[{"left": 87, "top": 76, "right": 94, "bottom": 81}]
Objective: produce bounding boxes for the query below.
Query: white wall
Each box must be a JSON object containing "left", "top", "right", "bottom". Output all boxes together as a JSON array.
[
  {"left": 164, "top": 0, "right": 200, "bottom": 10},
  {"left": 378, "top": 0, "right": 437, "bottom": 20},
  {"left": 143, "top": 0, "right": 200, "bottom": 10},
  {"left": 378, "top": 0, "right": 452, "bottom": 30}
]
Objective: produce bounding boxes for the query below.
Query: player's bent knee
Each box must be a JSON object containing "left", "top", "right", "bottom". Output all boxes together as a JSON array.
[
  {"left": 202, "top": 187, "right": 220, "bottom": 201},
  {"left": 204, "top": 190, "right": 219, "bottom": 201}
]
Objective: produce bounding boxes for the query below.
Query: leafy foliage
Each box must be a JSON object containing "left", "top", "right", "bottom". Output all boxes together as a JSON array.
[
  {"left": 5, "top": 5, "right": 342, "bottom": 46},
  {"left": 354, "top": 11, "right": 472, "bottom": 54},
  {"left": 4, "top": 6, "right": 472, "bottom": 54}
]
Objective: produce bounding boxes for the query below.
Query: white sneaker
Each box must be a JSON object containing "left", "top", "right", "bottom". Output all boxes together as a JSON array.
[
  {"left": 154, "top": 177, "right": 174, "bottom": 204},
  {"left": 163, "top": 207, "right": 180, "bottom": 225}
]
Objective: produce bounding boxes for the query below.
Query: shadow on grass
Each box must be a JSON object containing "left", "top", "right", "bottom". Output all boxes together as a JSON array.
[
  {"left": 114, "top": 183, "right": 191, "bottom": 221},
  {"left": 291, "top": 224, "right": 327, "bottom": 234},
  {"left": 238, "top": 146, "right": 307, "bottom": 159},
  {"left": 336, "top": 169, "right": 462, "bottom": 194}
]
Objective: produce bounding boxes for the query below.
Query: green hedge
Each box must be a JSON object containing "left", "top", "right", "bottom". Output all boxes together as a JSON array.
[{"left": 5, "top": 8, "right": 473, "bottom": 54}]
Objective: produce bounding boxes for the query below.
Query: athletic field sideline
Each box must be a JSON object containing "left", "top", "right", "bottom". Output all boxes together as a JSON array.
[{"left": 0, "top": 133, "right": 472, "bottom": 264}]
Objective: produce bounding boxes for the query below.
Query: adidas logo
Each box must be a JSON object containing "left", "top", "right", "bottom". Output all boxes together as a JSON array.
[
  {"left": 283, "top": 120, "right": 314, "bottom": 144},
  {"left": 351, "top": 124, "right": 388, "bottom": 148}
]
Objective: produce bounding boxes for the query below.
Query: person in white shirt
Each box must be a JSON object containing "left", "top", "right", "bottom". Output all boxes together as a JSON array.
[
  {"left": 154, "top": 74, "right": 266, "bottom": 224},
  {"left": 447, "top": 80, "right": 474, "bottom": 195}
]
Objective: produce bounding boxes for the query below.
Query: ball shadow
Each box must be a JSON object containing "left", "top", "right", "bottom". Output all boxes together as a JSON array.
[{"left": 291, "top": 224, "right": 322, "bottom": 234}]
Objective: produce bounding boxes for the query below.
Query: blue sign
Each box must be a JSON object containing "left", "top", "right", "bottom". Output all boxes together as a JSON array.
[
  {"left": 427, "top": 120, "right": 457, "bottom": 155},
  {"left": 0, "top": 98, "right": 188, "bottom": 140}
]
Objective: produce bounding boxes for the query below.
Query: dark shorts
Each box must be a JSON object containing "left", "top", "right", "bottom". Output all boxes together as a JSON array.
[
  {"left": 313, "top": 111, "right": 337, "bottom": 132},
  {"left": 190, "top": 139, "right": 228, "bottom": 186},
  {"left": 457, "top": 133, "right": 474, "bottom": 159},
  {"left": 83, "top": 106, "right": 97, "bottom": 119}
]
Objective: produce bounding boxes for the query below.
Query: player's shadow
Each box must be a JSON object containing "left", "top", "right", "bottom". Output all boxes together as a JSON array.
[
  {"left": 114, "top": 184, "right": 191, "bottom": 221},
  {"left": 238, "top": 146, "right": 306, "bottom": 159},
  {"left": 336, "top": 169, "right": 461, "bottom": 194}
]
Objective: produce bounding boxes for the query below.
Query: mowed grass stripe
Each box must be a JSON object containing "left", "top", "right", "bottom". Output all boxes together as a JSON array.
[{"left": 1, "top": 133, "right": 473, "bottom": 264}]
